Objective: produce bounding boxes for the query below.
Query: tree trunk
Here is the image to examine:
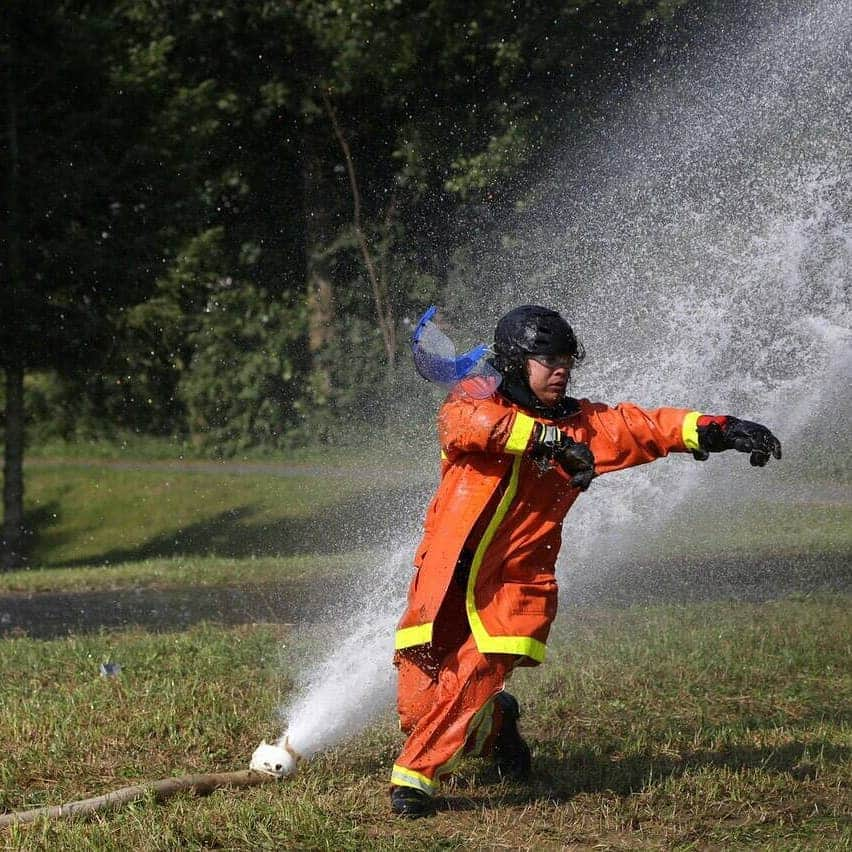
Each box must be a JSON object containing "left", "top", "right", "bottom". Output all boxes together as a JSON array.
[
  {"left": 320, "top": 91, "right": 397, "bottom": 374},
  {"left": 304, "top": 152, "right": 335, "bottom": 405},
  {"left": 306, "top": 273, "right": 335, "bottom": 402},
  {"left": 2, "top": 363, "right": 25, "bottom": 571},
  {"left": 2, "top": 27, "right": 25, "bottom": 572}
]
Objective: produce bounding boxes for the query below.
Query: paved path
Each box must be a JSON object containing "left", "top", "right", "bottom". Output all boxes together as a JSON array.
[{"left": 0, "top": 581, "right": 331, "bottom": 640}]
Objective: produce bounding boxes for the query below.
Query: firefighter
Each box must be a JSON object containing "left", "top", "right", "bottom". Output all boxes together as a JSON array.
[{"left": 390, "top": 305, "right": 781, "bottom": 817}]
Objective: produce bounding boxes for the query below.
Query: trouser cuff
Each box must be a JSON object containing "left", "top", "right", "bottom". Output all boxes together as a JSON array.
[{"left": 390, "top": 764, "right": 439, "bottom": 795}]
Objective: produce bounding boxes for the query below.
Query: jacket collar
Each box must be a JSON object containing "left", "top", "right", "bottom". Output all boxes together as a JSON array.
[{"left": 497, "top": 373, "right": 580, "bottom": 419}]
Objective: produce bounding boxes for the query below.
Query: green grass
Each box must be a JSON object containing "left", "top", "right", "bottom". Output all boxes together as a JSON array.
[
  {"left": 1, "top": 450, "right": 850, "bottom": 846},
  {"left": 14, "top": 460, "right": 419, "bottom": 569},
  {"left": 18, "top": 432, "right": 420, "bottom": 468},
  {"left": 1, "top": 598, "right": 849, "bottom": 849},
  {"left": 7, "top": 455, "right": 850, "bottom": 576},
  {"left": 22, "top": 433, "right": 211, "bottom": 462},
  {"left": 0, "top": 554, "right": 358, "bottom": 595},
  {"left": 652, "top": 500, "right": 852, "bottom": 561}
]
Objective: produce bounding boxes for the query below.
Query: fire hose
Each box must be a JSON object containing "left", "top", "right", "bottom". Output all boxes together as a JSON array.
[{"left": 0, "top": 770, "right": 279, "bottom": 828}]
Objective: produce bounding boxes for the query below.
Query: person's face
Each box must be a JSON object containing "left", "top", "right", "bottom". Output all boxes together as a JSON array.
[{"left": 525, "top": 354, "right": 573, "bottom": 407}]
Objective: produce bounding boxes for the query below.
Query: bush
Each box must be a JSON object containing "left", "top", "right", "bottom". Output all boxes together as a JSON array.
[{"left": 178, "top": 282, "right": 309, "bottom": 455}]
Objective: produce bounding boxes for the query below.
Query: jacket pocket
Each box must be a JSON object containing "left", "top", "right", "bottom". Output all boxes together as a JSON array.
[{"left": 508, "top": 580, "right": 558, "bottom": 617}]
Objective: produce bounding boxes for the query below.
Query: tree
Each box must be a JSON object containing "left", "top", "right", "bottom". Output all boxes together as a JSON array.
[
  {"left": 294, "top": 0, "right": 685, "bottom": 398},
  {"left": 2, "top": 0, "right": 707, "bottom": 533},
  {"left": 103, "top": 0, "right": 317, "bottom": 444},
  {"left": 0, "top": 1, "right": 174, "bottom": 567}
]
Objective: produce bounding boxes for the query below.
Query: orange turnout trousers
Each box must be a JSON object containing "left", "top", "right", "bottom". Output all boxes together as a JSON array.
[
  {"left": 391, "top": 381, "right": 704, "bottom": 795},
  {"left": 392, "top": 576, "right": 518, "bottom": 795}
]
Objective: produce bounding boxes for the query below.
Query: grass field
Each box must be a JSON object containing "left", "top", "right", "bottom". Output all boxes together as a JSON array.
[
  {"left": 15, "top": 457, "right": 415, "bottom": 569},
  {"left": 1, "top": 598, "right": 849, "bottom": 849},
  {"left": 1, "top": 451, "right": 850, "bottom": 849}
]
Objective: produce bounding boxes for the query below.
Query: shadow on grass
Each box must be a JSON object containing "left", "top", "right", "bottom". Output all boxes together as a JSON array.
[
  {"left": 5, "top": 551, "right": 849, "bottom": 640},
  {"left": 25, "top": 481, "right": 425, "bottom": 569},
  {"left": 19, "top": 499, "right": 70, "bottom": 568},
  {"left": 439, "top": 739, "right": 850, "bottom": 811}
]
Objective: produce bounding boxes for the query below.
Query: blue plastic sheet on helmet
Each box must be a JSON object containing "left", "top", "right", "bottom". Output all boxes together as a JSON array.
[{"left": 411, "top": 306, "right": 501, "bottom": 399}]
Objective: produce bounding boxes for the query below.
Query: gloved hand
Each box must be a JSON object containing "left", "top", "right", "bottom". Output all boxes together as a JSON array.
[
  {"left": 694, "top": 415, "right": 782, "bottom": 467},
  {"left": 531, "top": 424, "right": 596, "bottom": 489}
]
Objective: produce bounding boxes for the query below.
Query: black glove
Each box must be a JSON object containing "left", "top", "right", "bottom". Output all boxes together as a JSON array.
[
  {"left": 695, "top": 415, "right": 782, "bottom": 467},
  {"left": 531, "top": 424, "right": 596, "bottom": 490}
]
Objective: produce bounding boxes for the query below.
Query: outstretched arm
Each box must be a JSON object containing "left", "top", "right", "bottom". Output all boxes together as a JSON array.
[
  {"left": 685, "top": 414, "right": 782, "bottom": 466},
  {"left": 578, "top": 402, "right": 781, "bottom": 476}
]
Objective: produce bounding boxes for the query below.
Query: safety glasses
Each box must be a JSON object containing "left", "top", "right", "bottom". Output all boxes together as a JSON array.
[{"left": 529, "top": 354, "right": 574, "bottom": 371}]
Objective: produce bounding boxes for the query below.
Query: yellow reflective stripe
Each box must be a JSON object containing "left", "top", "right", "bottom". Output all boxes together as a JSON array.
[
  {"left": 440, "top": 449, "right": 448, "bottom": 460},
  {"left": 395, "top": 622, "right": 433, "bottom": 650},
  {"left": 391, "top": 764, "right": 438, "bottom": 795},
  {"left": 466, "top": 455, "right": 521, "bottom": 645},
  {"left": 505, "top": 411, "right": 536, "bottom": 454},
  {"left": 476, "top": 634, "right": 547, "bottom": 662},
  {"left": 682, "top": 410, "right": 702, "bottom": 451},
  {"left": 464, "top": 455, "right": 549, "bottom": 664},
  {"left": 433, "top": 744, "right": 465, "bottom": 783}
]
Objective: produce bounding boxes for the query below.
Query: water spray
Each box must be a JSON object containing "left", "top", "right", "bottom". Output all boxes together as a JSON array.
[
  {"left": 245, "top": 0, "right": 850, "bottom": 784},
  {"left": 246, "top": 550, "right": 409, "bottom": 781},
  {"left": 3, "top": 0, "right": 848, "bottom": 831}
]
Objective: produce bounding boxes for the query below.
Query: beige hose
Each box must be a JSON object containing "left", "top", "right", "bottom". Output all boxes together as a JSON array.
[{"left": 0, "top": 770, "right": 277, "bottom": 829}]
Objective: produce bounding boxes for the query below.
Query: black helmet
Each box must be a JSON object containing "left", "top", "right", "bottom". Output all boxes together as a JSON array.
[{"left": 492, "top": 305, "right": 583, "bottom": 374}]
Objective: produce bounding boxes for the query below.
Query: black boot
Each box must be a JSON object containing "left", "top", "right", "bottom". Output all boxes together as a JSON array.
[
  {"left": 390, "top": 785, "right": 437, "bottom": 818},
  {"left": 492, "top": 691, "right": 532, "bottom": 782}
]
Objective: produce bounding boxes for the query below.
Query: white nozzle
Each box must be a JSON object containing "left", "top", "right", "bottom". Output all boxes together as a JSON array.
[{"left": 249, "top": 737, "right": 301, "bottom": 778}]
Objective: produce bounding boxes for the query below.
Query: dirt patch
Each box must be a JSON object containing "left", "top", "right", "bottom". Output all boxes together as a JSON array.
[
  {"left": 0, "top": 581, "right": 328, "bottom": 639},
  {"left": 2, "top": 552, "right": 848, "bottom": 639}
]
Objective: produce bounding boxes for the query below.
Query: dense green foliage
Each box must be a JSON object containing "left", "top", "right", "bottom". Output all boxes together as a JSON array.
[{"left": 2, "top": 0, "right": 698, "bottom": 453}]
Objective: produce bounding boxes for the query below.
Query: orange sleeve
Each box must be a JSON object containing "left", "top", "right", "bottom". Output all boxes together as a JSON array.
[
  {"left": 437, "top": 391, "right": 538, "bottom": 460},
  {"left": 576, "top": 401, "right": 701, "bottom": 475}
]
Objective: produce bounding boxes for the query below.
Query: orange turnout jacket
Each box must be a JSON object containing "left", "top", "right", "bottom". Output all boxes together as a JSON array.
[{"left": 395, "top": 382, "right": 704, "bottom": 664}]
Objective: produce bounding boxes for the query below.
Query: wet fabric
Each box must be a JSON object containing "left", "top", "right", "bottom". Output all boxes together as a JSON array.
[
  {"left": 396, "top": 381, "right": 698, "bottom": 663},
  {"left": 392, "top": 380, "right": 700, "bottom": 793},
  {"left": 392, "top": 580, "right": 516, "bottom": 794}
]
